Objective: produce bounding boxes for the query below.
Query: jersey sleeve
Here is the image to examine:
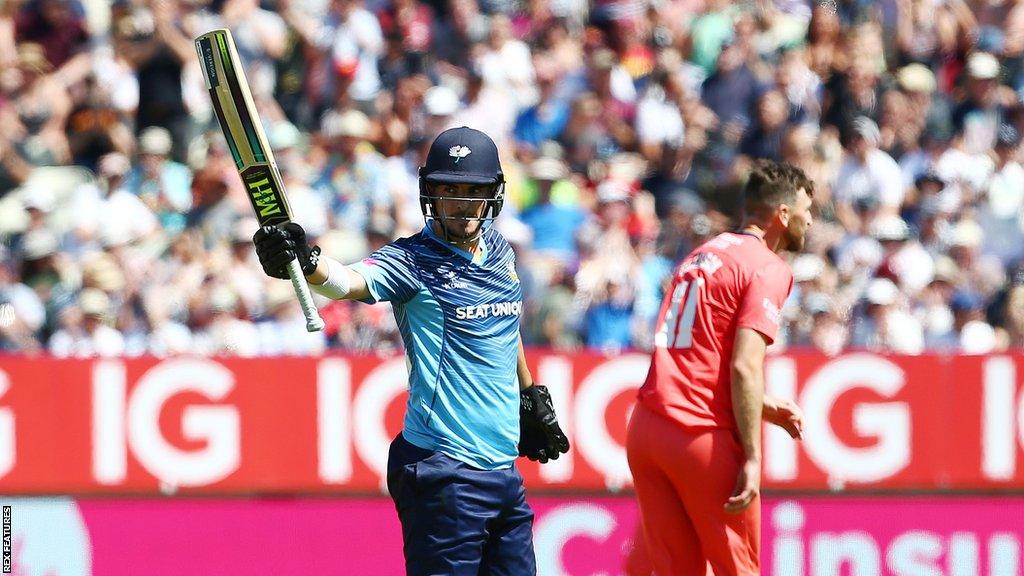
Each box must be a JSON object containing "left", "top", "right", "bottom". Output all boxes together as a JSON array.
[
  {"left": 736, "top": 261, "right": 793, "bottom": 344},
  {"left": 348, "top": 243, "right": 421, "bottom": 304}
]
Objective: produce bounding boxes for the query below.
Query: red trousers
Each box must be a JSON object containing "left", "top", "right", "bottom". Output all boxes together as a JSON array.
[{"left": 626, "top": 402, "right": 760, "bottom": 576}]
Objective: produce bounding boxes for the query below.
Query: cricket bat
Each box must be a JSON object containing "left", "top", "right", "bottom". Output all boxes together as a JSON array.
[{"left": 194, "top": 29, "right": 324, "bottom": 332}]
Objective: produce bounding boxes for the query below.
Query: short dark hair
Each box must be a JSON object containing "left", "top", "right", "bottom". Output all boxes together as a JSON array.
[{"left": 743, "top": 159, "right": 813, "bottom": 219}]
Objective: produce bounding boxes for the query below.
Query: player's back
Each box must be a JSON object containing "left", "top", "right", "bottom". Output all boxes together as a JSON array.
[{"left": 638, "top": 232, "right": 793, "bottom": 431}]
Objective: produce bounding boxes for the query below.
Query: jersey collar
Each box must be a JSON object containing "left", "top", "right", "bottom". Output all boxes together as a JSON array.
[{"left": 423, "top": 221, "right": 488, "bottom": 265}]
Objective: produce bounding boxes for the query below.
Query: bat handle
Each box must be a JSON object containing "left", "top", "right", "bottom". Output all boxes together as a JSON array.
[{"left": 286, "top": 257, "right": 326, "bottom": 332}]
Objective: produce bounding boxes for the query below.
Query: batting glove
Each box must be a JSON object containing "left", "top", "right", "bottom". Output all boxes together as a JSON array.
[
  {"left": 519, "top": 385, "right": 570, "bottom": 463},
  {"left": 253, "top": 222, "right": 321, "bottom": 280}
]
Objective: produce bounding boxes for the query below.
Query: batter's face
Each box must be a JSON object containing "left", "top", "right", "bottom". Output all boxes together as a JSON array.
[{"left": 430, "top": 182, "right": 492, "bottom": 242}]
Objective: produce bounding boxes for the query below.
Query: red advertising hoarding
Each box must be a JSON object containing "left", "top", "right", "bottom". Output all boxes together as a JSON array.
[{"left": 0, "top": 351, "right": 1022, "bottom": 493}]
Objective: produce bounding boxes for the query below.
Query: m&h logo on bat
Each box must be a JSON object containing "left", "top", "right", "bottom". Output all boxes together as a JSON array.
[{"left": 244, "top": 169, "right": 283, "bottom": 219}]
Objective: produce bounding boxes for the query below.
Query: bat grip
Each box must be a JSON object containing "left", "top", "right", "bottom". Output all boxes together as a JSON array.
[{"left": 286, "top": 257, "right": 326, "bottom": 332}]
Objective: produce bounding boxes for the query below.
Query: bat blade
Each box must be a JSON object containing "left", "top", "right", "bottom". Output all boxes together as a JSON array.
[
  {"left": 196, "top": 29, "right": 291, "bottom": 227},
  {"left": 195, "top": 29, "right": 324, "bottom": 332}
]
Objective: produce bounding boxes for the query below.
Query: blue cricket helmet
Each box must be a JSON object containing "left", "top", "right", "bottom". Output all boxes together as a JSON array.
[{"left": 418, "top": 127, "right": 506, "bottom": 224}]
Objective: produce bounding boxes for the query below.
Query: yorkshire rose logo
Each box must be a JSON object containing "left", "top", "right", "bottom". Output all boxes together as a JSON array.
[{"left": 448, "top": 146, "right": 471, "bottom": 163}]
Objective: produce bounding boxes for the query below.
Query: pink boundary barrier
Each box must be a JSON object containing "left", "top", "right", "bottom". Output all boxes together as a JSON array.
[{"left": 4, "top": 496, "right": 1023, "bottom": 575}]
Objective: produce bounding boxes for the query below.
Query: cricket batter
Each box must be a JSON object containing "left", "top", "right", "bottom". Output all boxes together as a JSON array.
[
  {"left": 253, "top": 126, "right": 570, "bottom": 575},
  {"left": 626, "top": 160, "right": 809, "bottom": 575}
]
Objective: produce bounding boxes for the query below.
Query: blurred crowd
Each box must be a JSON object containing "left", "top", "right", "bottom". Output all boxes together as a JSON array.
[{"left": 1, "top": 0, "right": 1024, "bottom": 358}]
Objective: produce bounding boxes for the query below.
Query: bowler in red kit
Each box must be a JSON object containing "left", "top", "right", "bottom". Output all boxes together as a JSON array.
[{"left": 626, "top": 160, "right": 810, "bottom": 575}]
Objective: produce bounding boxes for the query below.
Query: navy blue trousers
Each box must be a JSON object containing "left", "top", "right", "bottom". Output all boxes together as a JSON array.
[{"left": 386, "top": 433, "right": 537, "bottom": 576}]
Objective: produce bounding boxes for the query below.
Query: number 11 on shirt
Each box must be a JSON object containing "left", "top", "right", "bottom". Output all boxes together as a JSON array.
[{"left": 655, "top": 278, "right": 704, "bottom": 349}]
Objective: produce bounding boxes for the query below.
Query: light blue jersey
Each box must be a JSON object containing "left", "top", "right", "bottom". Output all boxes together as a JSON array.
[{"left": 349, "top": 224, "right": 523, "bottom": 470}]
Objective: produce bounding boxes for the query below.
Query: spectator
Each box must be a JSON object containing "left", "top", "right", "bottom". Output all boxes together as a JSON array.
[
  {"left": 49, "top": 288, "right": 126, "bottom": 358},
  {"left": 220, "top": 0, "right": 288, "bottom": 101},
  {"left": 978, "top": 124, "right": 1024, "bottom": 264},
  {"left": 187, "top": 161, "right": 242, "bottom": 248},
  {"left": 17, "top": 185, "right": 55, "bottom": 239},
  {"left": 112, "top": 0, "right": 194, "bottom": 163},
  {"left": 126, "top": 127, "right": 192, "bottom": 234},
  {"left": 432, "top": 0, "right": 490, "bottom": 68},
  {"left": 421, "top": 84, "right": 460, "bottom": 142},
  {"left": 0, "top": 256, "right": 45, "bottom": 352},
  {"left": 147, "top": 231, "right": 207, "bottom": 327},
  {"left": 808, "top": 308, "right": 849, "bottom": 356},
  {"left": 143, "top": 293, "right": 193, "bottom": 357},
  {"left": 688, "top": 0, "right": 736, "bottom": 75},
  {"left": 226, "top": 219, "right": 268, "bottom": 317},
  {"left": 900, "top": 123, "right": 956, "bottom": 194},
  {"left": 701, "top": 35, "right": 760, "bottom": 152},
  {"left": 378, "top": 0, "right": 434, "bottom": 61},
  {"left": 556, "top": 91, "right": 603, "bottom": 172},
  {"left": 583, "top": 48, "right": 637, "bottom": 153},
  {"left": 525, "top": 262, "right": 579, "bottom": 350},
  {"left": 584, "top": 277, "right": 634, "bottom": 351},
  {"left": 740, "top": 89, "right": 795, "bottom": 162},
  {"left": 895, "top": 0, "right": 973, "bottom": 70},
  {"left": 323, "top": 0, "right": 384, "bottom": 110},
  {"left": 14, "top": 0, "right": 89, "bottom": 71},
  {"left": 477, "top": 13, "right": 535, "bottom": 109},
  {"left": 257, "top": 282, "right": 327, "bottom": 355},
  {"left": 806, "top": 0, "right": 842, "bottom": 78},
  {"left": 822, "top": 26, "right": 885, "bottom": 131},
  {"left": 518, "top": 156, "right": 586, "bottom": 261},
  {"left": 65, "top": 71, "right": 136, "bottom": 168},
  {"left": 575, "top": 180, "right": 640, "bottom": 322},
  {"left": 895, "top": 64, "right": 952, "bottom": 145},
  {"left": 194, "top": 286, "right": 260, "bottom": 357},
  {"left": 631, "top": 230, "right": 674, "bottom": 349},
  {"left": 953, "top": 51, "right": 1007, "bottom": 156},
  {"left": 938, "top": 290, "right": 998, "bottom": 354},
  {"left": 773, "top": 45, "right": 823, "bottom": 125},
  {"left": 273, "top": 0, "right": 320, "bottom": 129},
  {"left": 314, "top": 109, "right": 390, "bottom": 237},
  {"left": 634, "top": 67, "right": 686, "bottom": 164},
  {"left": 870, "top": 214, "right": 935, "bottom": 295},
  {"left": 17, "top": 229, "right": 74, "bottom": 316},
  {"left": 450, "top": 67, "right": 517, "bottom": 147},
  {"left": 947, "top": 218, "right": 1007, "bottom": 297},
  {"left": 851, "top": 277, "right": 925, "bottom": 354},
  {"left": 514, "top": 60, "right": 571, "bottom": 150},
  {"left": 0, "top": 42, "right": 73, "bottom": 185},
  {"left": 70, "top": 152, "right": 159, "bottom": 254},
  {"left": 833, "top": 116, "right": 904, "bottom": 230}
]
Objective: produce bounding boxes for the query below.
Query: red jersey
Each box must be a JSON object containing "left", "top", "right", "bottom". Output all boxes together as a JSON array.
[{"left": 638, "top": 232, "right": 793, "bottom": 431}]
